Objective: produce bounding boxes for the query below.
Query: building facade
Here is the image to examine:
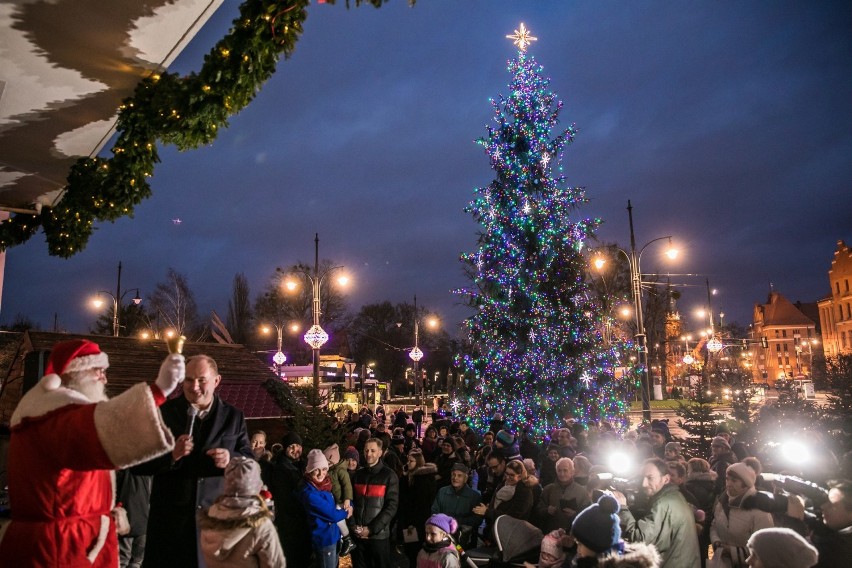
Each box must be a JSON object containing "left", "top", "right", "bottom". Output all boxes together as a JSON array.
[
  {"left": 818, "top": 240, "right": 852, "bottom": 358},
  {"left": 751, "top": 292, "right": 820, "bottom": 384}
]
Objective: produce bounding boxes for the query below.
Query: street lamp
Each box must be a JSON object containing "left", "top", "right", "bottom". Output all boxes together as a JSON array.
[
  {"left": 261, "top": 323, "right": 288, "bottom": 378},
  {"left": 91, "top": 261, "right": 141, "bottom": 337},
  {"left": 408, "top": 295, "right": 439, "bottom": 407},
  {"left": 592, "top": 200, "right": 679, "bottom": 422},
  {"left": 285, "top": 234, "right": 348, "bottom": 391}
]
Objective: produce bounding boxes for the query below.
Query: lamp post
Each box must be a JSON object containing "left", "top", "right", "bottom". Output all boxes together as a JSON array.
[
  {"left": 287, "top": 234, "right": 347, "bottom": 391},
  {"left": 593, "top": 201, "right": 678, "bottom": 422},
  {"left": 409, "top": 295, "right": 424, "bottom": 406},
  {"left": 261, "top": 323, "right": 288, "bottom": 378},
  {"left": 92, "top": 261, "right": 141, "bottom": 337},
  {"left": 406, "top": 296, "right": 440, "bottom": 408}
]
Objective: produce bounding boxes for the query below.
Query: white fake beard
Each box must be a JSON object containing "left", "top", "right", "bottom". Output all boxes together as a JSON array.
[{"left": 66, "top": 371, "right": 109, "bottom": 402}]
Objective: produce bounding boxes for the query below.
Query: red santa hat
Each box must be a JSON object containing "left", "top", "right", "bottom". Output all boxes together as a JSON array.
[{"left": 45, "top": 339, "right": 109, "bottom": 377}]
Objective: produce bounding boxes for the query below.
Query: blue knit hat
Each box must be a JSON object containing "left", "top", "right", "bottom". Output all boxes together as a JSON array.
[
  {"left": 571, "top": 494, "right": 622, "bottom": 553},
  {"left": 496, "top": 430, "right": 514, "bottom": 446}
]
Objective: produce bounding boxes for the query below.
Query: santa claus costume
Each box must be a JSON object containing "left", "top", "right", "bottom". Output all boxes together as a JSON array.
[{"left": 0, "top": 339, "right": 183, "bottom": 567}]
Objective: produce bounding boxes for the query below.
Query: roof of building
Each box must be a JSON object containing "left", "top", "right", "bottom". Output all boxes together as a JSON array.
[
  {"left": 0, "top": 331, "right": 287, "bottom": 424},
  {"left": 756, "top": 292, "right": 816, "bottom": 327}
]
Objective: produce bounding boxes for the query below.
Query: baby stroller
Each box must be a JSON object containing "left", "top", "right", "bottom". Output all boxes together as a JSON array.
[{"left": 465, "top": 515, "right": 542, "bottom": 567}]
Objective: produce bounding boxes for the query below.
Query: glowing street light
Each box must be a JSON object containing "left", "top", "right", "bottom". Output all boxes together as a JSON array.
[
  {"left": 91, "top": 261, "right": 141, "bottom": 337},
  {"left": 593, "top": 200, "right": 680, "bottom": 422},
  {"left": 285, "top": 234, "right": 348, "bottom": 390}
]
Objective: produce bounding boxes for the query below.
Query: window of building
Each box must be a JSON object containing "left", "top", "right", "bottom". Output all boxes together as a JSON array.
[
  {"left": 782, "top": 329, "right": 787, "bottom": 338},
  {"left": 776, "top": 344, "right": 781, "bottom": 352},
  {"left": 785, "top": 357, "right": 790, "bottom": 365},
  {"left": 837, "top": 281, "right": 841, "bottom": 295},
  {"left": 842, "top": 332, "right": 848, "bottom": 349},
  {"left": 783, "top": 343, "right": 789, "bottom": 352},
  {"left": 846, "top": 279, "right": 849, "bottom": 292},
  {"left": 775, "top": 329, "right": 780, "bottom": 338},
  {"left": 847, "top": 304, "right": 851, "bottom": 319}
]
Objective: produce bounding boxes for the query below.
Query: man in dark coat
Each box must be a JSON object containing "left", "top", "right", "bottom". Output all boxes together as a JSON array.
[
  {"left": 351, "top": 437, "right": 399, "bottom": 568},
  {"left": 263, "top": 430, "right": 310, "bottom": 567},
  {"left": 135, "top": 355, "right": 252, "bottom": 568}
]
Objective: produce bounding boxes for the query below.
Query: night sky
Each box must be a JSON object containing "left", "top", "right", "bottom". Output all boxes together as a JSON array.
[{"left": 2, "top": 1, "right": 851, "bottom": 339}]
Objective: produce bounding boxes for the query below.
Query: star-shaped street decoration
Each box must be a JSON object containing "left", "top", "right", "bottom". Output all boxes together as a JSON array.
[
  {"left": 541, "top": 151, "right": 551, "bottom": 169},
  {"left": 507, "top": 23, "right": 537, "bottom": 52},
  {"left": 580, "top": 372, "right": 593, "bottom": 389}
]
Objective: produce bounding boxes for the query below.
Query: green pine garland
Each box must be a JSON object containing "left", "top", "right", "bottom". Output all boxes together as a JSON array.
[{"left": 0, "top": 0, "right": 398, "bottom": 257}]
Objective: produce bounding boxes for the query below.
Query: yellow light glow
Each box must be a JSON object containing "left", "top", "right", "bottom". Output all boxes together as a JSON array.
[
  {"left": 337, "top": 275, "right": 349, "bottom": 286},
  {"left": 593, "top": 257, "right": 606, "bottom": 270},
  {"left": 285, "top": 280, "right": 298, "bottom": 291},
  {"left": 506, "top": 23, "right": 538, "bottom": 51},
  {"left": 665, "top": 247, "right": 679, "bottom": 260}
]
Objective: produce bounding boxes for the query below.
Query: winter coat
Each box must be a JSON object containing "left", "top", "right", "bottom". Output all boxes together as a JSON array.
[
  {"left": 262, "top": 453, "right": 310, "bottom": 566},
  {"left": 432, "top": 483, "right": 483, "bottom": 528},
  {"left": 540, "top": 458, "right": 558, "bottom": 488},
  {"left": 813, "top": 524, "right": 852, "bottom": 568},
  {"left": 619, "top": 483, "right": 701, "bottom": 568},
  {"left": 198, "top": 497, "right": 284, "bottom": 568},
  {"left": 710, "top": 452, "right": 736, "bottom": 496},
  {"left": 399, "top": 463, "right": 439, "bottom": 534},
  {"left": 115, "top": 468, "right": 152, "bottom": 537},
  {"left": 0, "top": 380, "right": 175, "bottom": 568},
  {"left": 710, "top": 488, "right": 773, "bottom": 567},
  {"left": 416, "top": 542, "right": 461, "bottom": 568},
  {"left": 537, "top": 479, "right": 592, "bottom": 532},
  {"left": 329, "top": 459, "right": 354, "bottom": 504},
  {"left": 136, "top": 394, "right": 253, "bottom": 568},
  {"left": 460, "top": 428, "right": 478, "bottom": 451},
  {"left": 486, "top": 479, "right": 534, "bottom": 522},
  {"left": 299, "top": 480, "right": 349, "bottom": 549},
  {"left": 352, "top": 460, "right": 400, "bottom": 539},
  {"left": 574, "top": 541, "right": 663, "bottom": 567}
]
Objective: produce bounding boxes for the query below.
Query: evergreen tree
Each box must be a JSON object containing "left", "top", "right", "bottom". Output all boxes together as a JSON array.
[
  {"left": 456, "top": 25, "right": 628, "bottom": 436},
  {"left": 675, "top": 389, "right": 719, "bottom": 458},
  {"left": 263, "top": 379, "right": 343, "bottom": 451}
]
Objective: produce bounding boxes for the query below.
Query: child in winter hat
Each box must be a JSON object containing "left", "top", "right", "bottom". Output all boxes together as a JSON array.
[
  {"left": 417, "top": 514, "right": 460, "bottom": 568},
  {"left": 343, "top": 445, "right": 360, "bottom": 471},
  {"left": 322, "top": 444, "right": 356, "bottom": 556},
  {"left": 198, "top": 457, "right": 285, "bottom": 566},
  {"left": 571, "top": 494, "right": 624, "bottom": 557},
  {"left": 536, "top": 528, "right": 567, "bottom": 568},
  {"left": 746, "top": 527, "right": 818, "bottom": 568}
]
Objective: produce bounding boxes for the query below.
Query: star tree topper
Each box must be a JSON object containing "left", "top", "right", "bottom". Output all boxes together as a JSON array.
[{"left": 507, "top": 23, "right": 537, "bottom": 52}]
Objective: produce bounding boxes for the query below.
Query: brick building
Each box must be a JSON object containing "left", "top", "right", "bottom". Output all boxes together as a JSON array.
[{"left": 818, "top": 240, "right": 852, "bottom": 358}]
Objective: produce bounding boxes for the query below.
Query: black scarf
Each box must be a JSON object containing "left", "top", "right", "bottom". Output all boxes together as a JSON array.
[{"left": 422, "top": 538, "right": 452, "bottom": 553}]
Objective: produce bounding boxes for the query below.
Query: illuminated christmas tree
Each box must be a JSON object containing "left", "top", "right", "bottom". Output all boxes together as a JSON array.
[{"left": 456, "top": 24, "right": 629, "bottom": 436}]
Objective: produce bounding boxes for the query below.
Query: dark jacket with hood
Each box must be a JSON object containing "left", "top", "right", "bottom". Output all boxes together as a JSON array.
[{"left": 399, "top": 462, "right": 438, "bottom": 534}]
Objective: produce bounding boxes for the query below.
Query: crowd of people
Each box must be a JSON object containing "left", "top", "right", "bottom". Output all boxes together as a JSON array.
[{"left": 1, "top": 338, "right": 851, "bottom": 568}]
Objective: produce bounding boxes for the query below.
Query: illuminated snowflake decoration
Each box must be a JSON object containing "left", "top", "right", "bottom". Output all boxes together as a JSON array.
[
  {"left": 580, "top": 372, "right": 593, "bottom": 389},
  {"left": 541, "top": 151, "right": 551, "bottom": 169},
  {"left": 522, "top": 198, "right": 532, "bottom": 213}
]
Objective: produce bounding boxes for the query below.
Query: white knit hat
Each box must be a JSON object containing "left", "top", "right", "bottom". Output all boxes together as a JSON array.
[
  {"left": 306, "top": 448, "right": 329, "bottom": 473},
  {"left": 747, "top": 528, "right": 818, "bottom": 568},
  {"left": 727, "top": 462, "right": 756, "bottom": 488}
]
